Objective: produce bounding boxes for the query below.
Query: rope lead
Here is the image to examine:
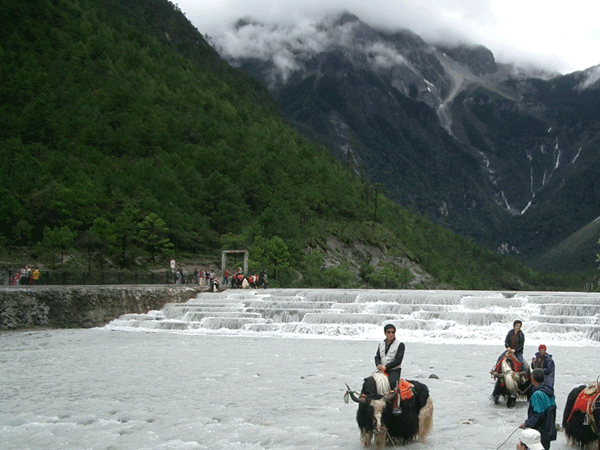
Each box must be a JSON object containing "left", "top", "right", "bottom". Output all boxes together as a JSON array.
[{"left": 494, "top": 426, "right": 520, "bottom": 450}]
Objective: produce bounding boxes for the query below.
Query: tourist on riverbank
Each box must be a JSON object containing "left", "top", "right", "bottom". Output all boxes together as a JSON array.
[
  {"left": 31, "top": 267, "right": 40, "bottom": 284},
  {"left": 223, "top": 269, "right": 230, "bottom": 286}
]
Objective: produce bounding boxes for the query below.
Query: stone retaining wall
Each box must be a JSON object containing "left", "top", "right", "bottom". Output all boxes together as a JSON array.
[{"left": 0, "top": 285, "right": 203, "bottom": 329}]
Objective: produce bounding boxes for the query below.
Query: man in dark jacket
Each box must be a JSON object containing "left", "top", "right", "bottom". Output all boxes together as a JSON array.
[
  {"left": 375, "top": 323, "right": 405, "bottom": 415},
  {"left": 375, "top": 323, "right": 405, "bottom": 390},
  {"left": 520, "top": 368, "right": 557, "bottom": 450},
  {"left": 531, "top": 344, "right": 555, "bottom": 388},
  {"left": 505, "top": 319, "right": 525, "bottom": 367},
  {"left": 496, "top": 320, "right": 525, "bottom": 370}
]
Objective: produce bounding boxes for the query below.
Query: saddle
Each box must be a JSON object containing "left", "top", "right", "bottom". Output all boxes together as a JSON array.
[
  {"left": 567, "top": 383, "right": 600, "bottom": 431},
  {"left": 395, "top": 379, "right": 415, "bottom": 401},
  {"left": 494, "top": 354, "right": 522, "bottom": 374}
]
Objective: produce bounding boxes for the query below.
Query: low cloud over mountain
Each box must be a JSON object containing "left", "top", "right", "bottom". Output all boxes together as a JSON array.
[{"left": 214, "top": 13, "right": 600, "bottom": 272}]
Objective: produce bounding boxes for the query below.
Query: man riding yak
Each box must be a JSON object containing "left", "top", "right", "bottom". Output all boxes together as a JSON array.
[
  {"left": 491, "top": 320, "right": 532, "bottom": 407},
  {"left": 375, "top": 324, "right": 405, "bottom": 414},
  {"left": 346, "top": 323, "right": 433, "bottom": 448}
]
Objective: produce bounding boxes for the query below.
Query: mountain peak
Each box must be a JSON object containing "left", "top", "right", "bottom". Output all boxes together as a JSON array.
[
  {"left": 436, "top": 44, "right": 496, "bottom": 76},
  {"left": 331, "top": 12, "right": 360, "bottom": 27}
]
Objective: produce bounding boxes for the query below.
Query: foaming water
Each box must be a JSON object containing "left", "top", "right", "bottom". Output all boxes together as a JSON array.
[
  {"left": 106, "top": 289, "right": 600, "bottom": 346},
  {"left": 1, "top": 329, "right": 598, "bottom": 450}
]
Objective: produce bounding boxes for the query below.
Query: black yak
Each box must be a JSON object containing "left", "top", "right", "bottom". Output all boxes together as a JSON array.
[
  {"left": 562, "top": 383, "right": 600, "bottom": 450},
  {"left": 348, "top": 372, "right": 433, "bottom": 449}
]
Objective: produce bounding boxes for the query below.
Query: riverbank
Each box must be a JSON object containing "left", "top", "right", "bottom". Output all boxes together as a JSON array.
[{"left": 0, "top": 285, "right": 204, "bottom": 329}]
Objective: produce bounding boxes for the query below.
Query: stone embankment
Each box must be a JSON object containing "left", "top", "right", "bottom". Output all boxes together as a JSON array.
[{"left": 0, "top": 285, "right": 203, "bottom": 330}]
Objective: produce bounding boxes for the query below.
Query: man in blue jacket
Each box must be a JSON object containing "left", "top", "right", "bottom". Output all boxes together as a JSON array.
[
  {"left": 520, "top": 368, "right": 557, "bottom": 450},
  {"left": 531, "top": 344, "right": 555, "bottom": 388}
]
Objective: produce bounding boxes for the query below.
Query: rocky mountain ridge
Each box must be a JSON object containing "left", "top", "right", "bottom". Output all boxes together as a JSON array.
[{"left": 214, "top": 13, "right": 600, "bottom": 272}]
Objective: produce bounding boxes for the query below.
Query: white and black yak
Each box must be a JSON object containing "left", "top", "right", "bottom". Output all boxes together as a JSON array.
[
  {"left": 347, "top": 372, "right": 433, "bottom": 449},
  {"left": 562, "top": 382, "right": 600, "bottom": 450},
  {"left": 491, "top": 354, "right": 533, "bottom": 408}
]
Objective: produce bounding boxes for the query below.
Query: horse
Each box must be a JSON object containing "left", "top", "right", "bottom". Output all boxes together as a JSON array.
[
  {"left": 563, "top": 382, "right": 600, "bottom": 450},
  {"left": 491, "top": 354, "right": 532, "bottom": 408}
]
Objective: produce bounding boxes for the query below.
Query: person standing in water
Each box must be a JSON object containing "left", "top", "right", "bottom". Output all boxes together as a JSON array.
[{"left": 531, "top": 344, "right": 555, "bottom": 388}]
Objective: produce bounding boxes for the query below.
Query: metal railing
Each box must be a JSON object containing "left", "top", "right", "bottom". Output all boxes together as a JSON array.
[{"left": 3, "top": 270, "right": 200, "bottom": 286}]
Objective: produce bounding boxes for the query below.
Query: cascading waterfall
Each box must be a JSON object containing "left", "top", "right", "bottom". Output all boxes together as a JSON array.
[{"left": 106, "top": 289, "right": 600, "bottom": 344}]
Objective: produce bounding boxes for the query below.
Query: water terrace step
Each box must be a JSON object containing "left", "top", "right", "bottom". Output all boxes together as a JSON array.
[
  {"left": 199, "top": 317, "right": 270, "bottom": 330},
  {"left": 107, "top": 289, "right": 600, "bottom": 341},
  {"left": 245, "top": 308, "right": 345, "bottom": 322},
  {"left": 538, "top": 304, "right": 600, "bottom": 316},
  {"left": 529, "top": 315, "right": 598, "bottom": 324},
  {"left": 242, "top": 300, "right": 335, "bottom": 309},
  {"left": 297, "top": 290, "right": 464, "bottom": 305},
  {"left": 334, "top": 303, "right": 448, "bottom": 314},
  {"left": 161, "top": 304, "right": 246, "bottom": 319},
  {"left": 182, "top": 311, "right": 263, "bottom": 321},
  {"left": 527, "top": 323, "right": 600, "bottom": 340},
  {"left": 110, "top": 317, "right": 190, "bottom": 330},
  {"left": 300, "top": 312, "right": 397, "bottom": 324}
]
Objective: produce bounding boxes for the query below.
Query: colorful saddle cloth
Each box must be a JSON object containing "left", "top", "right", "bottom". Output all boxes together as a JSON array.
[
  {"left": 494, "top": 354, "right": 522, "bottom": 373},
  {"left": 567, "top": 383, "right": 600, "bottom": 424},
  {"left": 396, "top": 379, "right": 414, "bottom": 401}
]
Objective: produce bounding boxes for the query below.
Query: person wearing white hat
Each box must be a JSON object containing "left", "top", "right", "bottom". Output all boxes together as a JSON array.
[{"left": 517, "top": 428, "right": 545, "bottom": 450}]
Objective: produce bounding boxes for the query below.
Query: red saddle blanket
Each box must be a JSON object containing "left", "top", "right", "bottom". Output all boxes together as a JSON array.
[
  {"left": 396, "top": 379, "right": 414, "bottom": 401},
  {"left": 567, "top": 383, "right": 600, "bottom": 424},
  {"left": 494, "top": 354, "right": 522, "bottom": 373}
]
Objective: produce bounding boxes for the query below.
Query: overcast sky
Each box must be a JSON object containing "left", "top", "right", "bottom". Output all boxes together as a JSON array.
[{"left": 176, "top": 0, "right": 599, "bottom": 74}]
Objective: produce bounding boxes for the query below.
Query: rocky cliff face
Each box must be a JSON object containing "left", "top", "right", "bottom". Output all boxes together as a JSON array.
[
  {"left": 0, "top": 285, "right": 202, "bottom": 329},
  {"left": 216, "top": 14, "right": 600, "bottom": 271},
  {"left": 436, "top": 44, "right": 497, "bottom": 76}
]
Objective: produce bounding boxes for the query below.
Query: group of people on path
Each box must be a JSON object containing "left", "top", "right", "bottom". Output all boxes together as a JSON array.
[
  {"left": 374, "top": 319, "right": 558, "bottom": 450},
  {"left": 191, "top": 268, "right": 217, "bottom": 287},
  {"left": 174, "top": 268, "right": 222, "bottom": 286},
  {"left": 9, "top": 265, "right": 40, "bottom": 285}
]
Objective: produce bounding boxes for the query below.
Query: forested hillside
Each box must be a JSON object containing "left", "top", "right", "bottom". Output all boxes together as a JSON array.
[{"left": 0, "top": 0, "right": 588, "bottom": 289}]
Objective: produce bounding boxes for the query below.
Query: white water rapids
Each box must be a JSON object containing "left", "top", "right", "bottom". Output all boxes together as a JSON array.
[{"left": 1, "top": 288, "right": 599, "bottom": 450}]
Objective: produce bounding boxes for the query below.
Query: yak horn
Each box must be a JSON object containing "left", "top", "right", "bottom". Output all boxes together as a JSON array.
[
  {"left": 383, "top": 391, "right": 398, "bottom": 403},
  {"left": 346, "top": 383, "right": 365, "bottom": 403}
]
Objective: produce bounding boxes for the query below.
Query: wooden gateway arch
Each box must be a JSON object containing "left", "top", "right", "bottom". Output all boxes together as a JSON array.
[{"left": 221, "top": 250, "right": 248, "bottom": 275}]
